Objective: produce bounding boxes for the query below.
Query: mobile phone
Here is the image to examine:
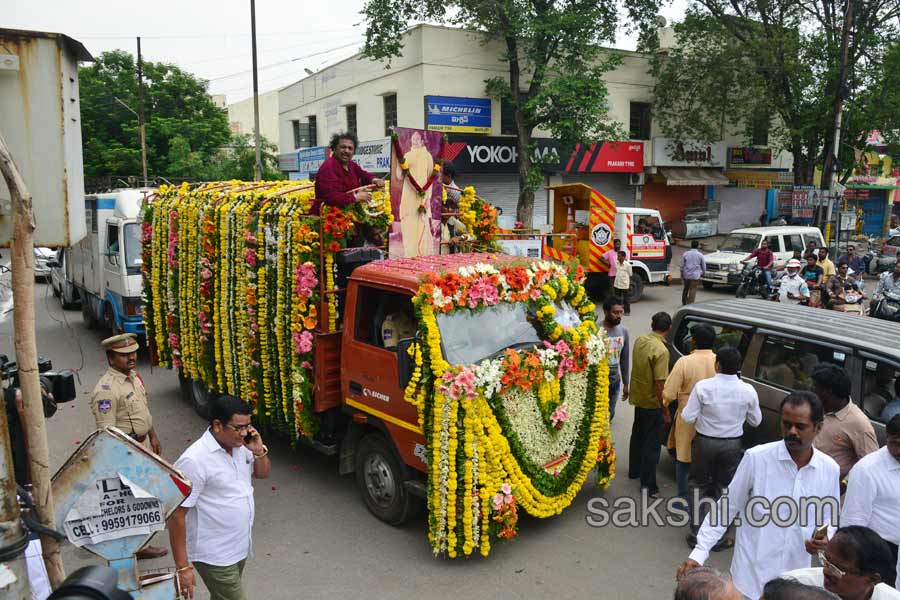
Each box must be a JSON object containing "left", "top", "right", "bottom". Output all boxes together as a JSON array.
[
  {"left": 244, "top": 431, "right": 255, "bottom": 444},
  {"left": 814, "top": 524, "right": 828, "bottom": 540}
]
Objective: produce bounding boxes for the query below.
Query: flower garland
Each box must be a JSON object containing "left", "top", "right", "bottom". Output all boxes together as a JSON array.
[
  {"left": 405, "top": 256, "right": 612, "bottom": 557},
  {"left": 458, "top": 186, "right": 501, "bottom": 252},
  {"left": 142, "top": 181, "right": 321, "bottom": 440}
]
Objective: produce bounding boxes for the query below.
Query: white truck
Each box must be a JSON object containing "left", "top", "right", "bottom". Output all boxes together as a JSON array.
[{"left": 69, "top": 189, "right": 148, "bottom": 335}]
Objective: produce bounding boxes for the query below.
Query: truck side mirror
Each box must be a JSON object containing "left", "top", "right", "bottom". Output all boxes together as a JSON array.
[{"left": 397, "top": 338, "right": 416, "bottom": 389}]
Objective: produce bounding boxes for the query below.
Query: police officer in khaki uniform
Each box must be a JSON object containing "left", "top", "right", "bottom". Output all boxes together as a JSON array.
[{"left": 91, "top": 333, "right": 168, "bottom": 559}]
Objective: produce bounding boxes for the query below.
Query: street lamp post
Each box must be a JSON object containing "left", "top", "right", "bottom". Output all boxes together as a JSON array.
[{"left": 114, "top": 96, "right": 148, "bottom": 187}]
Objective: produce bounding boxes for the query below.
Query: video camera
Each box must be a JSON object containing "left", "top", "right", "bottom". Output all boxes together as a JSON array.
[
  {"left": 0, "top": 354, "right": 77, "bottom": 405},
  {"left": 48, "top": 566, "right": 132, "bottom": 600}
]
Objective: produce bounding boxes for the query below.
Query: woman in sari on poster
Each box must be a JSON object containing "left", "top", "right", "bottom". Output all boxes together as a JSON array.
[{"left": 397, "top": 131, "right": 435, "bottom": 257}]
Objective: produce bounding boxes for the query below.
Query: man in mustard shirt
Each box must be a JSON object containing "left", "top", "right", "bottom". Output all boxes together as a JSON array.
[
  {"left": 90, "top": 333, "right": 167, "bottom": 559},
  {"left": 628, "top": 312, "right": 672, "bottom": 499},
  {"left": 664, "top": 324, "right": 717, "bottom": 503}
]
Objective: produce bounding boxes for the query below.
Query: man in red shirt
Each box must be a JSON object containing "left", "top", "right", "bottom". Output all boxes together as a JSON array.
[
  {"left": 312, "top": 132, "right": 385, "bottom": 215},
  {"left": 742, "top": 238, "right": 775, "bottom": 291}
]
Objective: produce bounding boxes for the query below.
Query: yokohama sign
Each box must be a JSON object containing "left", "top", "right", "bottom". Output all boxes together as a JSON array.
[{"left": 442, "top": 134, "right": 560, "bottom": 174}]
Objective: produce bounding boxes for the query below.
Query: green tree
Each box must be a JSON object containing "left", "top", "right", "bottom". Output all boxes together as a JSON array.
[
  {"left": 79, "top": 50, "right": 231, "bottom": 179},
  {"left": 205, "top": 134, "right": 285, "bottom": 181},
  {"left": 361, "top": 0, "right": 660, "bottom": 227},
  {"left": 649, "top": 0, "right": 900, "bottom": 187}
]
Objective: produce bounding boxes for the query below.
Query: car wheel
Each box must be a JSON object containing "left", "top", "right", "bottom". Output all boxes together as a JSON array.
[
  {"left": 355, "top": 433, "right": 416, "bottom": 525},
  {"left": 702, "top": 281, "right": 714, "bottom": 290}
]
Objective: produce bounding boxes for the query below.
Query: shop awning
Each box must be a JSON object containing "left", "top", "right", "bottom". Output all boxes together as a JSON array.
[{"left": 660, "top": 167, "right": 730, "bottom": 186}]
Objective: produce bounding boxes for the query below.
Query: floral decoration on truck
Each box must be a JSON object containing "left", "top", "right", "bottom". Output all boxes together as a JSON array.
[{"left": 405, "top": 259, "right": 614, "bottom": 558}]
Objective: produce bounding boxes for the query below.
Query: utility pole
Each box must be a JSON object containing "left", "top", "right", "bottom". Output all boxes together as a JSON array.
[
  {"left": 250, "top": 0, "right": 263, "bottom": 181},
  {"left": 0, "top": 404, "right": 30, "bottom": 599},
  {"left": 0, "top": 130, "right": 65, "bottom": 588},
  {"left": 823, "top": 0, "right": 854, "bottom": 194},
  {"left": 137, "top": 37, "right": 148, "bottom": 187}
]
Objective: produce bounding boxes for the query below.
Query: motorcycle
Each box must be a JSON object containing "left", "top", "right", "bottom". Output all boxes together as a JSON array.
[
  {"left": 871, "top": 290, "right": 900, "bottom": 322},
  {"left": 735, "top": 264, "right": 779, "bottom": 300},
  {"left": 831, "top": 283, "right": 868, "bottom": 316}
]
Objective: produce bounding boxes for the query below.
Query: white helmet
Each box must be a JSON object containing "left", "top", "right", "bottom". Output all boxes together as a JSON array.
[{"left": 786, "top": 259, "right": 802, "bottom": 269}]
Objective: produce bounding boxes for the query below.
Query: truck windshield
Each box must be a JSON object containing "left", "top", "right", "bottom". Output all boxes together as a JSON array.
[
  {"left": 123, "top": 223, "right": 142, "bottom": 270},
  {"left": 719, "top": 233, "right": 760, "bottom": 253},
  {"left": 436, "top": 301, "right": 582, "bottom": 365}
]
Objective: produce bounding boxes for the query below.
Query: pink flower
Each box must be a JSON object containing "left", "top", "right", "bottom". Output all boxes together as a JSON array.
[
  {"left": 172, "top": 358, "right": 183, "bottom": 368},
  {"left": 301, "top": 360, "right": 312, "bottom": 370},
  {"left": 201, "top": 268, "right": 213, "bottom": 280},
  {"left": 492, "top": 493, "right": 504, "bottom": 510},
  {"left": 298, "top": 330, "right": 313, "bottom": 354},
  {"left": 504, "top": 493, "right": 515, "bottom": 505},
  {"left": 500, "top": 482, "right": 512, "bottom": 495},
  {"left": 168, "top": 333, "right": 179, "bottom": 348},
  {"left": 244, "top": 249, "right": 257, "bottom": 267},
  {"left": 466, "top": 276, "right": 500, "bottom": 308}
]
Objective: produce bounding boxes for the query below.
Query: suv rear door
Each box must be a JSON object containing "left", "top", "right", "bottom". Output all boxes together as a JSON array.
[
  {"left": 855, "top": 352, "right": 898, "bottom": 444},
  {"left": 743, "top": 331, "right": 857, "bottom": 444}
]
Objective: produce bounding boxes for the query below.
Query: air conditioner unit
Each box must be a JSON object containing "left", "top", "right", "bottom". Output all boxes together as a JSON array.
[{"left": 629, "top": 172, "right": 646, "bottom": 186}]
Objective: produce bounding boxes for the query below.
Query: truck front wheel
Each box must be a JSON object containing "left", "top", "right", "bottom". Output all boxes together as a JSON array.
[
  {"left": 355, "top": 433, "right": 415, "bottom": 525},
  {"left": 625, "top": 272, "right": 645, "bottom": 304},
  {"left": 177, "top": 372, "right": 213, "bottom": 420}
]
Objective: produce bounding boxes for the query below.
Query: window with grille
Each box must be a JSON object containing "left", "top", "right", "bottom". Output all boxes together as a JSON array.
[
  {"left": 383, "top": 94, "right": 397, "bottom": 136},
  {"left": 629, "top": 102, "right": 651, "bottom": 140}
]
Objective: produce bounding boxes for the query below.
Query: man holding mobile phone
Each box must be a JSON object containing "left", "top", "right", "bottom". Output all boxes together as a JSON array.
[{"left": 169, "top": 395, "right": 271, "bottom": 600}]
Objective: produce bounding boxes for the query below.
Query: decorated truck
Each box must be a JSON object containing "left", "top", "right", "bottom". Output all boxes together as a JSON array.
[{"left": 142, "top": 179, "right": 614, "bottom": 557}]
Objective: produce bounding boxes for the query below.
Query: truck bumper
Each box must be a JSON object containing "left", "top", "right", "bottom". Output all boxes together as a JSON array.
[{"left": 648, "top": 271, "right": 671, "bottom": 284}]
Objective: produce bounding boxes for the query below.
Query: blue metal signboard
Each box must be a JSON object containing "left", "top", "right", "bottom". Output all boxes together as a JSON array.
[{"left": 425, "top": 96, "right": 492, "bottom": 134}]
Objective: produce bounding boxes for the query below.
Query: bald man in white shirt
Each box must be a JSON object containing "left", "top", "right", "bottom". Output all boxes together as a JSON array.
[{"left": 677, "top": 392, "right": 841, "bottom": 600}]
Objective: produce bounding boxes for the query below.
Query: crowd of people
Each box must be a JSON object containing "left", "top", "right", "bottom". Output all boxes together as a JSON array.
[{"left": 599, "top": 294, "right": 900, "bottom": 600}]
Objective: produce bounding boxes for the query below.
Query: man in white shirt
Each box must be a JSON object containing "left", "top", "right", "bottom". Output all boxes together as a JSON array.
[
  {"left": 780, "top": 259, "right": 811, "bottom": 305},
  {"left": 169, "top": 395, "right": 272, "bottom": 600},
  {"left": 783, "top": 526, "right": 900, "bottom": 599},
  {"left": 838, "top": 415, "right": 900, "bottom": 589},
  {"left": 677, "top": 392, "right": 841, "bottom": 600},
  {"left": 681, "top": 346, "right": 762, "bottom": 548}
]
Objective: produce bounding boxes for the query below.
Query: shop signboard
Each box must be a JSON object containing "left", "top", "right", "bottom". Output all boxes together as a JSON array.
[
  {"left": 354, "top": 137, "right": 391, "bottom": 173},
  {"left": 497, "top": 238, "right": 543, "bottom": 258},
  {"left": 651, "top": 137, "right": 727, "bottom": 167},
  {"left": 297, "top": 146, "right": 328, "bottom": 174},
  {"left": 443, "top": 134, "right": 559, "bottom": 173},
  {"left": 629, "top": 233, "right": 666, "bottom": 259},
  {"left": 728, "top": 147, "right": 772, "bottom": 166},
  {"left": 564, "top": 141, "right": 644, "bottom": 173},
  {"left": 425, "top": 96, "right": 492, "bottom": 134},
  {"left": 278, "top": 152, "right": 299, "bottom": 172}
]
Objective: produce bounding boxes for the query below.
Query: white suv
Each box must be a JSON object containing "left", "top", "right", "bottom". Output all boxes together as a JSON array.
[{"left": 701, "top": 226, "right": 826, "bottom": 288}]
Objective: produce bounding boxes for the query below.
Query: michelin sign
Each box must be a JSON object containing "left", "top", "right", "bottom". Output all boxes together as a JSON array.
[{"left": 425, "top": 96, "right": 491, "bottom": 134}]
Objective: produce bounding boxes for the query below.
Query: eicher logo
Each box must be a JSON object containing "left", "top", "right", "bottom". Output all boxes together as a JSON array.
[{"left": 363, "top": 388, "right": 389, "bottom": 402}]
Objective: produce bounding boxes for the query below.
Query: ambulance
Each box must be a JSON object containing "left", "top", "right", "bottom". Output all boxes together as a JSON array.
[{"left": 544, "top": 183, "right": 672, "bottom": 301}]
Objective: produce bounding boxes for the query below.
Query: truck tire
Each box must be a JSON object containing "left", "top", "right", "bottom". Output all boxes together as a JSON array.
[
  {"left": 355, "top": 433, "right": 415, "bottom": 525},
  {"left": 625, "top": 273, "right": 645, "bottom": 304},
  {"left": 81, "top": 296, "right": 98, "bottom": 330},
  {"left": 702, "top": 281, "right": 714, "bottom": 290}
]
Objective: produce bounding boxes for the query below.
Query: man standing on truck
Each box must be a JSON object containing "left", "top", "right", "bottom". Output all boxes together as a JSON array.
[
  {"left": 90, "top": 333, "right": 167, "bottom": 559},
  {"left": 677, "top": 392, "right": 840, "bottom": 600},
  {"left": 602, "top": 297, "right": 630, "bottom": 421},
  {"left": 170, "top": 395, "right": 271, "bottom": 600},
  {"left": 742, "top": 238, "right": 775, "bottom": 292},
  {"left": 628, "top": 311, "right": 672, "bottom": 498},
  {"left": 810, "top": 363, "right": 878, "bottom": 488},
  {"left": 681, "top": 240, "right": 706, "bottom": 305},
  {"left": 312, "top": 132, "right": 386, "bottom": 215}
]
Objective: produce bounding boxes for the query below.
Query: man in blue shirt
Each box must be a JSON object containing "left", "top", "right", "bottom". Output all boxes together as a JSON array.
[
  {"left": 681, "top": 240, "right": 707, "bottom": 305},
  {"left": 838, "top": 244, "right": 867, "bottom": 291}
]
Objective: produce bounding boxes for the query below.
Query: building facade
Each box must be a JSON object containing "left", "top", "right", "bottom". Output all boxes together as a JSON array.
[
  {"left": 277, "top": 24, "right": 793, "bottom": 233},
  {"left": 227, "top": 90, "right": 280, "bottom": 146}
]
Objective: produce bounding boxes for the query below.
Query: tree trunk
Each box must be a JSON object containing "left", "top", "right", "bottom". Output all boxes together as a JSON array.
[
  {"left": 515, "top": 124, "right": 535, "bottom": 229},
  {"left": 0, "top": 130, "right": 66, "bottom": 588}
]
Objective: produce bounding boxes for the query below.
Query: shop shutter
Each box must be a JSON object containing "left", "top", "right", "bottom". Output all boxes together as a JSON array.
[
  {"left": 561, "top": 174, "right": 635, "bottom": 208},
  {"left": 463, "top": 174, "right": 521, "bottom": 224}
]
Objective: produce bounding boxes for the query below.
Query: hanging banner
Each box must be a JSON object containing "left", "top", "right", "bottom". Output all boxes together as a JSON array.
[{"left": 389, "top": 128, "right": 445, "bottom": 258}]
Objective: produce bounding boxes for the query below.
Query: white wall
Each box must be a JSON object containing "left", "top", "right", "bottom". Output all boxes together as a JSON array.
[{"left": 227, "top": 91, "right": 280, "bottom": 145}]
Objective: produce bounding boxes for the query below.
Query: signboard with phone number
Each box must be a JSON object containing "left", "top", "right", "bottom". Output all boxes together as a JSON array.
[
  {"left": 64, "top": 476, "right": 165, "bottom": 547},
  {"left": 629, "top": 234, "right": 666, "bottom": 259}
]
